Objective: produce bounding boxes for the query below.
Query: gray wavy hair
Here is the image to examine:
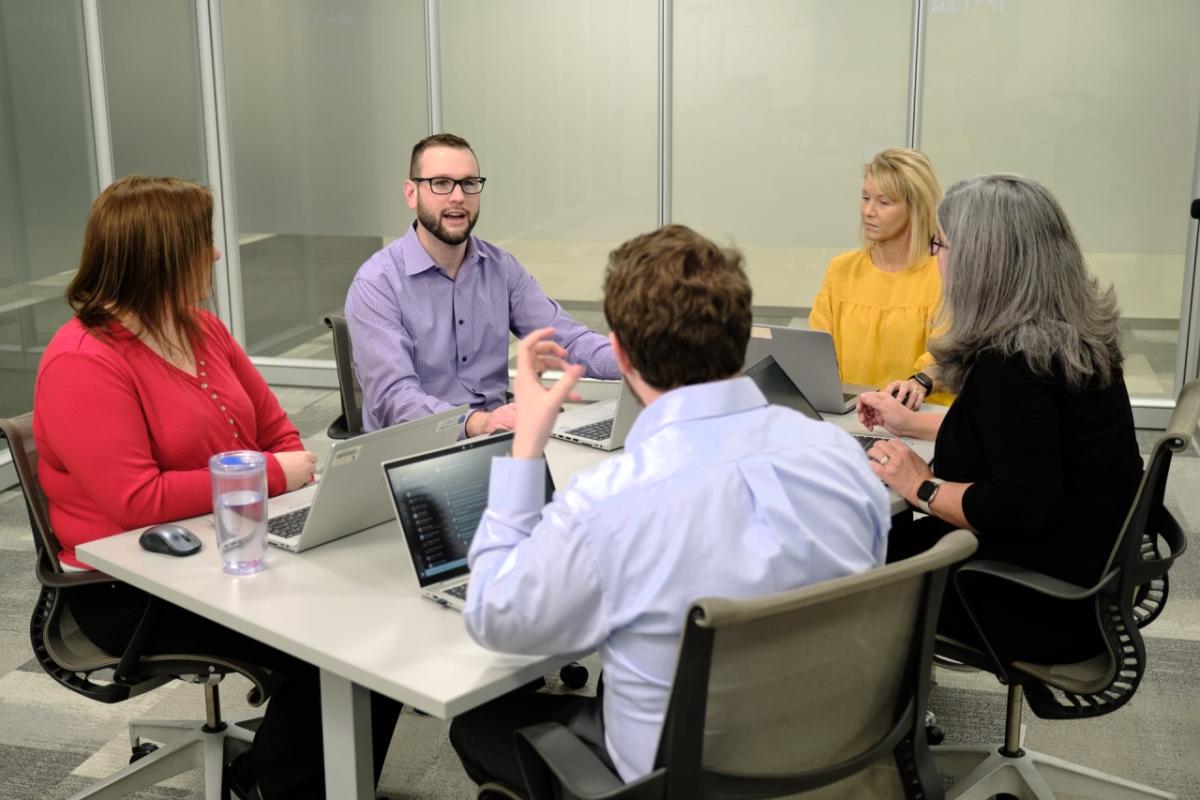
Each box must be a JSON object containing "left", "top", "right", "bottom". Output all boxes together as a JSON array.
[{"left": 930, "top": 174, "right": 1123, "bottom": 393}]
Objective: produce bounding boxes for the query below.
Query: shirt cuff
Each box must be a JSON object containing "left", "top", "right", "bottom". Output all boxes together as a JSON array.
[
  {"left": 488, "top": 456, "right": 547, "bottom": 516},
  {"left": 264, "top": 452, "right": 287, "bottom": 496}
]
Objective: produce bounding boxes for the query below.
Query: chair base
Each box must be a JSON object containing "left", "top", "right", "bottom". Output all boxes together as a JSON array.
[
  {"left": 935, "top": 744, "right": 1176, "bottom": 800},
  {"left": 67, "top": 713, "right": 258, "bottom": 800}
]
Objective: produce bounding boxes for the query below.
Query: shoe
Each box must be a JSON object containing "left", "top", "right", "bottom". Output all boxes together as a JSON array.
[{"left": 226, "top": 750, "right": 260, "bottom": 800}]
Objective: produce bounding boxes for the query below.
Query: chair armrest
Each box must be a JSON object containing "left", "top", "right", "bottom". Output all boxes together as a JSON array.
[
  {"left": 956, "top": 559, "right": 1118, "bottom": 602},
  {"left": 36, "top": 553, "right": 116, "bottom": 589},
  {"left": 516, "top": 723, "right": 666, "bottom": 800}
]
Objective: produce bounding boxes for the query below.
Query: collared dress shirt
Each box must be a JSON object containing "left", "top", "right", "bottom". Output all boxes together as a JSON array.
[
  {"left": 345, "top": 224, "right": 620, "bottom": 431},
  {"left": 463, "top": 377, "right": 891, "bottom": 782}
]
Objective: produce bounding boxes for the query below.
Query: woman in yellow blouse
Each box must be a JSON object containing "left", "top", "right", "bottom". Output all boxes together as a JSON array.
[{"left": 809, "top": 148, "right": 951, "bottom": 407}]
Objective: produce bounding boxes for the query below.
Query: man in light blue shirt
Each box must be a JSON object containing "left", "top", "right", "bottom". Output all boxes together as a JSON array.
[{"left": 449, "top": 225, "right": 890, "bottom": 793}]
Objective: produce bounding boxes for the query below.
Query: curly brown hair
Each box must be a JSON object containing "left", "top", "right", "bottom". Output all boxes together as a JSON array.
[{"left": 603, "top": 225, "right": 751, "bottom": 390}]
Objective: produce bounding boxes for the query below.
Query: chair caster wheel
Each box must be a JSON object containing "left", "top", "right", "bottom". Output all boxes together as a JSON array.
[
  {"left": 925, "top": 724, "right": 945, "bottom": 745},
  {"left": 559, "top": 662, "right": 589, "bottom": 690},
  {"left": 130, "top": 741, "right": 159, "bottom": 763}
]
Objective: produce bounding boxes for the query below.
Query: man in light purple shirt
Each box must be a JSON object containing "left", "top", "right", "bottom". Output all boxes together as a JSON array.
[{"left": 345, "top": 133, "right": 619, "bottom": 436}]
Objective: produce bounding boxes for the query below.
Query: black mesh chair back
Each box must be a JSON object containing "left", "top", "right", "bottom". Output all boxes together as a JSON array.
[{"left": 325, "top": 313, "right": 364, "bottom": 438}]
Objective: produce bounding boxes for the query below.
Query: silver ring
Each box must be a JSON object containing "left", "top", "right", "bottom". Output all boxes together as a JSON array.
[{"left": 877, "top": 454, "right": 890, "bottom": 466}]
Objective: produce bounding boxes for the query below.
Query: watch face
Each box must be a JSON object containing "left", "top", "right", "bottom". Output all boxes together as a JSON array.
[{"left": 917, "top": 480, "right": 938, "bottom": 502}]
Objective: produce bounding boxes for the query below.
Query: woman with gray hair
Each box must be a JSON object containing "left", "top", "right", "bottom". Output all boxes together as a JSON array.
[{"left": 855, "top": 173, "right": 1142, "bottom": 661}]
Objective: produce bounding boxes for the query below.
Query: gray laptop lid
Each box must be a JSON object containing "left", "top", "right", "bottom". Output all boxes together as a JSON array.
[
  {"left": 384, "top": 432, "right": 555, "bottom": 590},
  {"left": 743, "top": 325, "right": 867, "bottom": 414},
  {"left": 270, "top": 405, "right": 468, "bottom": 551}
]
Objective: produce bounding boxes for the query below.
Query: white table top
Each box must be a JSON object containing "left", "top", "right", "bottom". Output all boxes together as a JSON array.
[
  {"left": 77, "top": 511, "right": 572, "bottom": 719},
  {"left": 76, "top": 408, "right": 930, "bottom": 718}
]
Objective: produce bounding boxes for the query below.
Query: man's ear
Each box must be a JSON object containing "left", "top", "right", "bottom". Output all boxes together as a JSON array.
[
  {"left": 404, "top": 179, "right": 418, "bottom": 211},
  {"left": 609, "top": 332, "right": 633, "bottom": 376}
]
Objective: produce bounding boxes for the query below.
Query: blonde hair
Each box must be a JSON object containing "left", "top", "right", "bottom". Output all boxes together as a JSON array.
[{"left": 860, "top": 148, "right": 942, "bottom": 269}]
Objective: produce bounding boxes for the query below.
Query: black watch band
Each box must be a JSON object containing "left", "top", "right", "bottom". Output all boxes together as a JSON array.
[{"left": 909, "top": 371, "right": 933, "bottom": 394}]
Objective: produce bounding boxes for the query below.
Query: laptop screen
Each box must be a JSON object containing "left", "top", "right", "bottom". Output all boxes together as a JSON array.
[
  {"left": 742, "top": 354, "right": 823, "bottom": 421},
  {"left": 383, "top": 432, "right": 555, "bottom": 587}
]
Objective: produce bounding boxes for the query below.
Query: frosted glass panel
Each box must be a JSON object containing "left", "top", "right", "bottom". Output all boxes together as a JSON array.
[
  {"left": 100, "top": 0, "right": 206, "bottom": 182},
  {"left": 923, "top": 0, "right": 1200, "bottom": 400},
  {"left": 221, "top": 0, "right": 427, "bottom": 357},
  {"left": 673, "top": 0, "right": 912, "bottom": 314},
  {"left": 0, "top": 0, "right": 95, "bottom": 419},
  {"left": 441, "top": 0, "right": 658, "bottom": 305}
]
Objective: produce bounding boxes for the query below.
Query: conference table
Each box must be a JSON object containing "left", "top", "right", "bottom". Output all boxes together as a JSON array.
[{"left": 77, "top": 408, "right": 931, "bottom": 800}]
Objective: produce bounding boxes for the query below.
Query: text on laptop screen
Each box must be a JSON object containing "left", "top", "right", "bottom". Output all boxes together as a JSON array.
[{"left": 384, "top": 434, "right": 554, "bottom": 585}]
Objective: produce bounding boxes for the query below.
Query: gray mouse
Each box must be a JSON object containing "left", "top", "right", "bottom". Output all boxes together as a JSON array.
[{"left": 139, "top": 523, "right": 202, "bottom": 556}]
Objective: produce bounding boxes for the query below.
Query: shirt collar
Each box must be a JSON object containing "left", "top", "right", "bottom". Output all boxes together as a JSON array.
[
  {"left": 400, "top": 221, "right": 487, "bottom": 277},
  {"left": 624, "top": 376, "right": 768, "bottom": 450}
]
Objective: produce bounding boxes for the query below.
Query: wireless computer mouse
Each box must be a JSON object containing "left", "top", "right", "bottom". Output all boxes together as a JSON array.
[{"left": 139, "top": 523, "right": 202, "bottom": 556}]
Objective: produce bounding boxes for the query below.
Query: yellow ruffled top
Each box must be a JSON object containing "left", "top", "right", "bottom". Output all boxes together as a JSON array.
[{"left": 808, "top": 249, "right": 953, "bottom": 406}]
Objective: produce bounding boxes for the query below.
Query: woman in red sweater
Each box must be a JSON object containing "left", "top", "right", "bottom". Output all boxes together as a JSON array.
[{"left": 34, "top": 176, "right": 398, "bottom": 799}]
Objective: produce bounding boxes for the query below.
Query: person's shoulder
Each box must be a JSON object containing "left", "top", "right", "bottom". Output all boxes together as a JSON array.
[
  {"left": 827, "top": 248, "right": 867, "bottom": 272},
  {"left": 471, "top": 235, "right": 524, "bottom": 271},
  {"left": 38, "top": 318, "right": 125, "bottom": 378},
  {"left": 353, "top": 237, "right": 408, "bottom": 283}
]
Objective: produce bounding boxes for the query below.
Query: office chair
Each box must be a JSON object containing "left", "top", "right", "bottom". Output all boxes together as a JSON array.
[
  {"left": 0, "top": 413, "right": 274, "bottom": 800},
  {"left": 325, "top": 312, "right": 364, "bottom": 439},
  {"left": 931, "top": 378, "right": 1199, "bottom": 800},
  {"left": 509, "top": 529, "right": 978, "bottom": 800}
]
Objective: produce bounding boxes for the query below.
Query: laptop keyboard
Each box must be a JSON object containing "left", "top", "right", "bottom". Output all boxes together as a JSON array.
[
  {"left": 267, "top": 507, "right": 310, "bottom": 539},
  {"left": 566, "top": 418, "right": 614, "bottom": 441},
  {"left": 443, "top": 583, "right": 469, "bottom": 601},
  {"left": 854, "top": 435, "right": 884, "bottom": 450}
]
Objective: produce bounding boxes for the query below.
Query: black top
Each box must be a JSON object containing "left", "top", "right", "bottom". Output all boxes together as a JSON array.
[{"left": 934, "top": 350, "right": 1143, "bottom": 589}]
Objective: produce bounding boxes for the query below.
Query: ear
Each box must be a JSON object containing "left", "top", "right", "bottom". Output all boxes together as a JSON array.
[
  {"left": 404, "top": 179, "right": 419, "bottom": 211},
  {"left": 609, "top": 332, "right": 633, "bottom": 376}
]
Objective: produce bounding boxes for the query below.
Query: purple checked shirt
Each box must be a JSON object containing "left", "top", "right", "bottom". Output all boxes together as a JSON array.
[{"left": 345, "top": 223, "right": 619, "bottom": 431}]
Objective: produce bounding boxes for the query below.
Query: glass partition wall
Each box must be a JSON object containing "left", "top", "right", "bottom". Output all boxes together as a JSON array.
[{"left": 2, "top": 0, "right": 1199, "bottom": 451}]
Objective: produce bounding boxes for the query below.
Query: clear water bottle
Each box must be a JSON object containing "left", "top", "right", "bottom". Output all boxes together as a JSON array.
[{"left": 209, "top": 450, "right": 268, "bottom": 575}]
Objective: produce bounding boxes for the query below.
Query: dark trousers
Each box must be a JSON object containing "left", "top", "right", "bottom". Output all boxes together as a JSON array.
[
  {"left": 449, "top": 687, "right": 616, "bottom": 791},
  {"left": 67, "top": 581, "right": 402, "bottom": 800}
]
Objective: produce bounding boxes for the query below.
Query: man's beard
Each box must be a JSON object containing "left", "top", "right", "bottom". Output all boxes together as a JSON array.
[{"left": 416, "top": 202, "right": 479, "bottom": 246}]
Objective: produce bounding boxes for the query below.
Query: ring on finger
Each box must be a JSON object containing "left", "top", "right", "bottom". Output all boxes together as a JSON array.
[{"left": 877, "top": 454, "right": 890, "bottom": 466}]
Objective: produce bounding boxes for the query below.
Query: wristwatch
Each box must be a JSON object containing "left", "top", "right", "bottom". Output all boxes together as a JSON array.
[
  {"left": 909, "top": 371, "right": 934, "bottom": 394},
  {"left": 915, "top": 478, "right": 944, "bottom": 515}
]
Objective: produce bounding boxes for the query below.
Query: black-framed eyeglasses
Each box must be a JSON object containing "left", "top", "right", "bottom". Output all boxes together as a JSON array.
[
  {"left": 929, "top": 234, "right": 948, "bottom": 257},
  {"left": 411, "top": 176, "right": 487, "bottom": 195}
]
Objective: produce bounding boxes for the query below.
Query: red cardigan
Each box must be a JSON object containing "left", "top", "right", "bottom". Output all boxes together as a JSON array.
[{"left": 34, "top": 311, "right": 304, "bottom": 569}]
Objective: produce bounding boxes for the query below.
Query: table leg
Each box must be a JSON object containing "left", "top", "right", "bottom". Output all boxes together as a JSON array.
[{"left": 319, "top": 669, "right": 374, "bottom": 800}]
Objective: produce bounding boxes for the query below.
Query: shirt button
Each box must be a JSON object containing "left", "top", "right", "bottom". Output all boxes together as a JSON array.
[
  {"left": 199, "top": 360, "right": 205, "bottom": 366},
  {"left": 461, "top": 356, "right": 467, "bottom": 362},
  {"left": 211, "top": 393, "right": 218, "bottom": 400},
  {"left": 458, "top": 319, "right": 464, "bottom": 325},
  {"left": 228, "top": 419, "right": 235, "bottom": 424},
  {"left": 200, "top": 383, "right": 208, "bottom": 389},
  {"left": 232, "top": 432, "right": 239, "bottom": 439},
  {"left": 200, "top": 372, "right": 207, "bottom": 377},
  {"left": 219, "top": 405, "right": 226, "bottom": 411}
]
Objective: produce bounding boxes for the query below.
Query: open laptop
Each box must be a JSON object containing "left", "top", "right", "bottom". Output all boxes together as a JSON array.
[
  {"left": 743, "top": 325, "right": 874, "bottom": 414},
  {"left": 266, "top": 405, "right": 469, "bottom": 552},
  {"left": 549, "top": 380, "right": 642, "bottom": 451},
  {"left": 383, "top": 431, "right": 555, "bottom": 609},
  {"left": 742, "top": 354, "right": 887, "bottom": 451}
]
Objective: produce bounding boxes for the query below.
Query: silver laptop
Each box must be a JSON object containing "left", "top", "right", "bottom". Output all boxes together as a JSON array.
[
  {"left": 383, "top": 431, "right": 555, "bottom": 609},
  {"left": 266, "top": 405, "right": 469, "bottom": 552},
  {"left": 550, "top": 380, "right": 642, "bottom": 450},
  {"left": 743, "top": 325, "right": 874, "bottom": 414},
  {"left": 742, "top": 354, "right": 887, "bottom": 451}
]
